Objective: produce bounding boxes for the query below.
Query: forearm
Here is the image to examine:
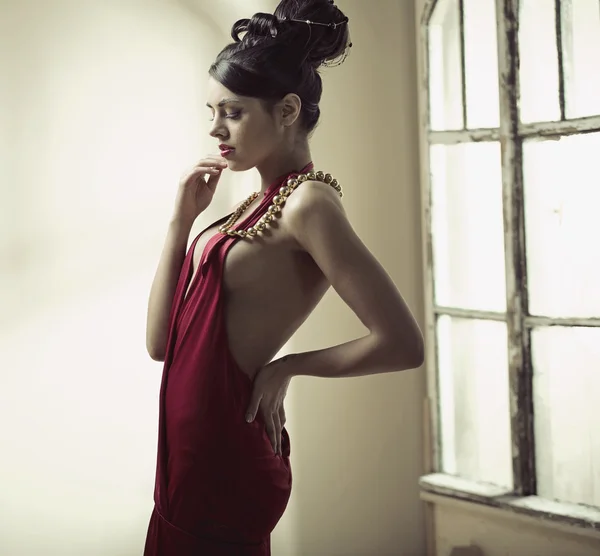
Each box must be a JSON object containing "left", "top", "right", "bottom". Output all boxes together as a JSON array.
[
  {"left": 285, "top": 330, "right": 424, "bottom": 380},
  {"left": 146, "top": 217, "right": 194, "bottom": 360}
]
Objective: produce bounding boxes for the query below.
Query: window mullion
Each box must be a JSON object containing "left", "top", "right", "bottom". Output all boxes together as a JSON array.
[
  {"left": 458, "top": 0, "right": 468, "bottom": 128},
  {"left": 422, "top": 0, "right": 440, "bottom": 26},
  {"left": 420, "top": 0, "right": 442, "bottom": 474},
  {"left": 429, "top": 128, "right": 501, "bottom": 144},
  {"left": 555, "top": 0, "right": 567, "bottom": 119},
  {"left": 496, "top": 0, "right": 536, "bottom": 496}
]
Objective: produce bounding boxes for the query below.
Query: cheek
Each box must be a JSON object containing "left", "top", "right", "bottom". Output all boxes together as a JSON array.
[{"left": 239, "top": 120, "right": 278, "bottom": 153}]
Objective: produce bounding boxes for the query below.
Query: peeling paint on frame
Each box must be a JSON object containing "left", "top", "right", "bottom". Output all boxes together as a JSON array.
[{"left": 419, "top": 0, "right": 600, "bottom": 522}]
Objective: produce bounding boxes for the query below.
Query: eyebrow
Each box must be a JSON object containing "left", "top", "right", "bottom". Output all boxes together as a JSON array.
[{"left": 206, "top": 98, "right": 242, "bottom": 108}]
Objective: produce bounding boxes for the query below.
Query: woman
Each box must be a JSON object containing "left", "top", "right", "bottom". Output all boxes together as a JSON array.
[{"left": 143, "top": 0, "right": 424, "bottom": 554}]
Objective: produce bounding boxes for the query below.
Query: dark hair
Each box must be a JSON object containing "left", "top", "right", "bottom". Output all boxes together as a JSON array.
[{"left": 209, "top": 0, "right": 351, "bottom": 134}]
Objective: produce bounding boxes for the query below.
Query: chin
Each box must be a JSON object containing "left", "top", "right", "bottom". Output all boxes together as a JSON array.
[{"left": 226, "top": 158, "right": 254, "bottom": 173}]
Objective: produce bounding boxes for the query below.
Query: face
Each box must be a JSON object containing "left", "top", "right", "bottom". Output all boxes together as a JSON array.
[{"left": 206, "top": 78, "right": 282, "bottom": 172}]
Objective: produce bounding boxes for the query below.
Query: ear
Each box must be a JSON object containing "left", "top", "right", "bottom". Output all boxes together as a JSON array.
[{"left": 278, "top": 93, "right": 302, "bottom": 127}]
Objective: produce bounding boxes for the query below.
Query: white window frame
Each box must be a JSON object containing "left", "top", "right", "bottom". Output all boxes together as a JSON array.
[{"left": 418, "top": 0, "right": 600, "bottom": 532}]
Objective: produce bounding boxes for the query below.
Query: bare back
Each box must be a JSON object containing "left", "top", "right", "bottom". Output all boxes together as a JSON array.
[{"left": 182, "top": 198, "right": 329, "bottom": 380}]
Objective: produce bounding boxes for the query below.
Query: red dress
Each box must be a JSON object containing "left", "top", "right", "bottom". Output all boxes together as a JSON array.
[{"left": 143, "top": 165, "right": 313, "bottom": 555}]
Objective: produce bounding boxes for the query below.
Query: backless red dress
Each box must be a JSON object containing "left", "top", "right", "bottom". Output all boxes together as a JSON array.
[{"left": 143, "top": 165, "right": 313, "bottom": 555}]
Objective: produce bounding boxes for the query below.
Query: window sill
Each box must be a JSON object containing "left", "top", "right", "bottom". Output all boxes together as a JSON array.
[{"left": 419, "top": 473, "right": 600, "bottom": 540}]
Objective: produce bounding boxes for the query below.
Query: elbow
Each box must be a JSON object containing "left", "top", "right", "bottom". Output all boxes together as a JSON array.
[
  {"left": 146, "top": 342, "right": 166, "bottom": 363},
  {"left": 389, "top": 330, "right": 425, "bottom": 370},
  {"left": 149, "top": 351, "right": 166, "bottom": 363},
  {"left": 146, "top": 329, "right": 166, "bottom": 362}
]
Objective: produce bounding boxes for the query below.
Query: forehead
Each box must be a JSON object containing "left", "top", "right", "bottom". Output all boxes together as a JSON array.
[
  {"left": 206, "top": 77, "right": 235, "bottom": 100},
  {"left": 206, "top": 77, "right": 270, "bottom": 112},
  {"left": 206, "top": 77, "right": 245, "bottom": 107}
]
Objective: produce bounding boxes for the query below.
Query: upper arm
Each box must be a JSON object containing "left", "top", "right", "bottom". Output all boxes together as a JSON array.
[{"left": 283, "top": 181, "right": 423, "bottom": 352}]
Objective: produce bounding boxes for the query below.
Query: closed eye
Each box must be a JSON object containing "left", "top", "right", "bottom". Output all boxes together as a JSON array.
[{"left": 209, "top": 111, "right": 242, "bottom": 122}]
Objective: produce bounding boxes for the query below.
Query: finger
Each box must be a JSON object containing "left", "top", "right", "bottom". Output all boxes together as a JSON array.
[
  {"left": 273, "top": 412, "right": 282, "bottom": 456},
  {"left": 278, "top": 405, "right": 286, "bottom": 429},
  {"left": 190, "top": 164, "right": 222, "bottom": 177},
  {"left": 201, "top": 155, "right": 227, "bottom": 167},
  {"left": 187, "top": 158, "right": 226, "bottom": 177},
  {"left": 206, "top": 169, "right": 223, "bottom": 192},
  {"left": 246, "top": 391, "right": 262, "bottom": 423},
  {"left": 266, "top": 417, "right": 277, "bottom": 455}
]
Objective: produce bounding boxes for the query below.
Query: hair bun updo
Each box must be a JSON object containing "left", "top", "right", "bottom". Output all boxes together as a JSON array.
[
  {"left": 210, "top": 0, "right": 351, "bottom": 133},
  {"left": 231, "top": 13, "right": 281, "bottom": 45},
  {"left": 274, "top": 0, "right": 351, "bottom": 69},
  {"left": 231, "top": 0, "right": 351, "bottom": 69}
]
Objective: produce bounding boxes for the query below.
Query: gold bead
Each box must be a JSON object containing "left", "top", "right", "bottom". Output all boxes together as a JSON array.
[{"left": 220, "top": 170, "right": 341, "bottom": 239}]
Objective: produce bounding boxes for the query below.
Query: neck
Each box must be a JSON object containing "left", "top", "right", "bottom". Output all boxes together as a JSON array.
[{"left": 255, "top": 142, "right": 313, "bottom": 194}]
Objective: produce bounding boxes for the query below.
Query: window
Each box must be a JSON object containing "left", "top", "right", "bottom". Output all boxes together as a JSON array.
[{"left": 419, "top": 0, "right": 600, "bottom": 529}]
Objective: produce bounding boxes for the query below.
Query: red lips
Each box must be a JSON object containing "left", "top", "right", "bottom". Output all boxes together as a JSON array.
[{"left": 219, "top": 144, "right": 235, "bottom": 158}]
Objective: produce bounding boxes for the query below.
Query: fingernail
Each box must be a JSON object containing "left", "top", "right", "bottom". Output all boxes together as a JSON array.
[{"left": 245, "top": 414, "right": 252, "bottom": 423}]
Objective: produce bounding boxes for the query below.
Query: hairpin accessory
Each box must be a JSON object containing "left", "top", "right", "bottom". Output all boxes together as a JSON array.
[
  {"left": 280, "top": 16, "right": 349, "bottom": 29},
  {"left": 321, "top": 40, "right": 352, "bottom": 67},
  {"left": 277, "top": 14, "right": 352, "bottom": 67}
]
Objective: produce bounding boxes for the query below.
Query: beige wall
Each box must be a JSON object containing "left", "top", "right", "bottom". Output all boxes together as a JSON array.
[
  {"left": 413, "top": 1, "right": 600, "bottom": 555},
  {"left": 1, "top": 0, "right": 426, "bottom": 555},
  {"left": 429, "top": 495, "right": 600, "bottom": 556},
  {"left": 273, "top": 0, "right": 426, "bottom": 554}
]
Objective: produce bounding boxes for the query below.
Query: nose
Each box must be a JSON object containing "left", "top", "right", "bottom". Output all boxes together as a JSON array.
[{"left": 209, "top": 118, "right": 227, "bottom": 140}]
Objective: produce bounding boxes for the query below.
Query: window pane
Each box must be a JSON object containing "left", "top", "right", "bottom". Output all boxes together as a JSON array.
[
  {"left": 562, "top": 0, "right": 600, "bottom": 118},
  {"left": 463, "top": 0, "right": 500, "bottom": 129},
  {"left": 523, "top": 133, "right": 600, "bottom": 318},
  {"left": 533, "top": 326, "right": 600, "bottom": 507},
  {"left": 429, "top": 0, "right": 463, "bottom": 130},
  {"left": 430, "top": 142, "right": 506, "bottom": 312},
  {"left": 519, "top": 0, "right": 560, "bottom": 123},
  {"left": 437, "top": 316, "right": 512, "bottom": 489}
]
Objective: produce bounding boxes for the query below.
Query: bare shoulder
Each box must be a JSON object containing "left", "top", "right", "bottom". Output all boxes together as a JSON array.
[
  {"left": 282, "top": 179, "right": 346, "bottom": 232},
  {"left": 288, "top": 178, "right": 344, "bottom": 206}
]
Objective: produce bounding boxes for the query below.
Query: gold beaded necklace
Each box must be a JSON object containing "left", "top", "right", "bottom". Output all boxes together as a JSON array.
[{"left": 218, "top": 170, "right": 342, "bottom": 239}]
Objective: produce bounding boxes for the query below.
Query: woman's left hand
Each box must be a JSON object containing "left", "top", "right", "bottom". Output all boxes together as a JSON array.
[{"left": 246, "top": 356, "right": 294, "bottom": 455}]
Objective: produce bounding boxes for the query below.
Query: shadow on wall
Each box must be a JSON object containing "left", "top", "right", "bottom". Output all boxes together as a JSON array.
[{"left": 1, "top": 0, "right": 425, "bottom": 555}]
